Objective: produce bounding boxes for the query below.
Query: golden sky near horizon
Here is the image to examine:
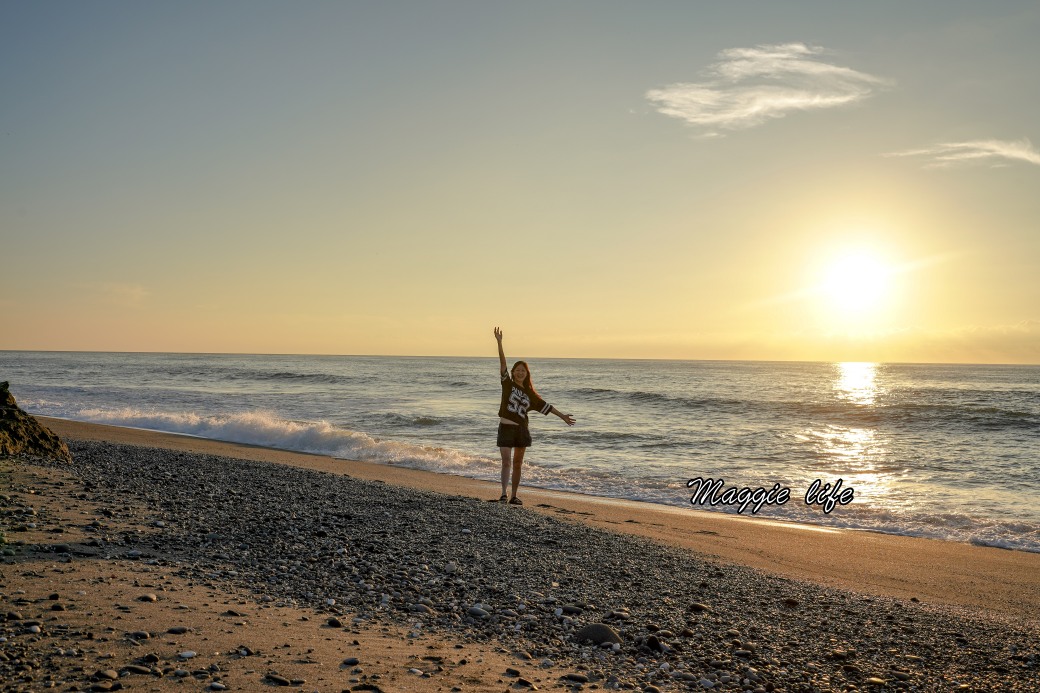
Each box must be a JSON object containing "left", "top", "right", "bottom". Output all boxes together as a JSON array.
[{"left": 2, "top": 2, "right": 1039, "bottom": 363}]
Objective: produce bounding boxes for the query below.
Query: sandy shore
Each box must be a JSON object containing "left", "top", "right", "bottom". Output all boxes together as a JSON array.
[
  {"left": 1, "top": 460, "right": 533, "bottom": 692},
  {"left": 2, "top": 419, "right": 1038, "bottom": 692},
  {"left": 40, "top": 417, "right": 1040, "bottom": 623}
]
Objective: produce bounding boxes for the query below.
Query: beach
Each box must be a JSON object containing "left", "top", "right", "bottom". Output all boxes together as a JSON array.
[
  {"left": 7, "top": 2, "right": 1040, "bottom": 690},
  {"left": 2, "top": 419, "right": 1039, "bottom": 691}
]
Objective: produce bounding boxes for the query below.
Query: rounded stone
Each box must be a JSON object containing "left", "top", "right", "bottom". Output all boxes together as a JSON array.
[{"left": 574, "top": 623, "right": 623, "bottom": 645}]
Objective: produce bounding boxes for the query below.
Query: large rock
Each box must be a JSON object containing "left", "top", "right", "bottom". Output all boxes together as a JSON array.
[
  {"left": 574, "top": 622, "right": 623, "bottom": 645},
  {"left": 0, "top": 381, "right": 72, "bottom": 463}
]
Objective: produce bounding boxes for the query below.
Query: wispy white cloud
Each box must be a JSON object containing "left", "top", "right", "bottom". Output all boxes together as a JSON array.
[
  {"left": 646, "top": 43, "right": 887, "bottom": 135},
  {"left": 886, "top": 139, "right": 1040, "bottom": 168}
]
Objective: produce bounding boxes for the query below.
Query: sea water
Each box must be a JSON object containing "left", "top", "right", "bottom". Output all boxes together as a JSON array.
[{"left": 2, "top": 351, "right": 1037, "bottom": 551}]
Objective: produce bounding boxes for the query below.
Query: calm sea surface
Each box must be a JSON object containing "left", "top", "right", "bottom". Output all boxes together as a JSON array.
[{"left": 2, "top": 351, "right": 1038, "bottom": 551}]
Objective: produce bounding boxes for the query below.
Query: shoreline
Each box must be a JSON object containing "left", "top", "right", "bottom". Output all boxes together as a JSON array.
[
  {"left": 5, "top": 424, "right": 1039, "bottom": 691},
  {"left": 39, "top": 416, "right": 1040, "bottom": 624}
]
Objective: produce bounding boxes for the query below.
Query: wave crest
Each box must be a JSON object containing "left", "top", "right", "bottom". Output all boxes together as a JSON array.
[{"left": 73, "top": 407, "right": 479, "bottom": 470}]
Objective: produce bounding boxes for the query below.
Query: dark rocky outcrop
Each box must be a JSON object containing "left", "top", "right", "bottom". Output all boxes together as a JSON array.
[{"left": 0, "top": 381, "right": 72, "bottom": 463}]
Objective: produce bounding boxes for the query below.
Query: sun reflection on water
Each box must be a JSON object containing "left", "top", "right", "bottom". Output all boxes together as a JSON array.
[
  {"left": 793, "top": 362, "right": 902, "bottom": 504},
  {"left": 811, "top": 425, "right": 878, "bottom": 463},
  {"left": 834, "top": 361, "right": 878, "bottom": 405}
]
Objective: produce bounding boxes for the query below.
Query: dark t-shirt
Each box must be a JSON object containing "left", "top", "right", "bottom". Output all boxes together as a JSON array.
[{"left": 498, "top": 369, "right": 551, "bottom": 425}]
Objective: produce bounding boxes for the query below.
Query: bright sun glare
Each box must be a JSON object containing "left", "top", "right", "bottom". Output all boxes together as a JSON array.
[{"left": 821, "top": 251, "right": 892, "bottom": 315}]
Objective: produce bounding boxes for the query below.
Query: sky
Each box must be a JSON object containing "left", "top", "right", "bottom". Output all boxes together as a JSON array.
[{"left": 2, "top": 1, "right": 1039, "bottom": 363}]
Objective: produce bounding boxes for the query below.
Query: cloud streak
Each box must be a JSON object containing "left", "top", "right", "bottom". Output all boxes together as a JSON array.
[
  {"left": 886, "top": 139, "right": 1040, "bottom": 168},
  {"left": 646, "top": 43, "right": 886, "bottom": 134}
]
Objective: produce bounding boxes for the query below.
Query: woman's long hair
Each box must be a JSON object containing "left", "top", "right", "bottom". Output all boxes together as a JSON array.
[{"left": 511, "top": 360, "right": 540, "bottom": 398}]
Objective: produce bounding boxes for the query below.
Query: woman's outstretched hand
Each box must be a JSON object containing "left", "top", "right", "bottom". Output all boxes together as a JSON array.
[
  {"left": 558, "top": 412, "right": 576, "bottom": 426},
  {"left": 494, "top": 326, "right": 507, "bottom": 371}
]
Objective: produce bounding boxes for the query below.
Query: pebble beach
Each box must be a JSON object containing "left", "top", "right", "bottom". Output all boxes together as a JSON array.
[{"left": 2, "top": 425, "right": 1038, "bottom": 692}]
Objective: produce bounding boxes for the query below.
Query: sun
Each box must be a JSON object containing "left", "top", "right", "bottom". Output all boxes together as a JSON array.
[{"left": 821, "top": 250, "right": 892, "bottom": 315}]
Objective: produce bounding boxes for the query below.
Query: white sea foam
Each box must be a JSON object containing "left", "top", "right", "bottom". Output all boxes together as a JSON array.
[{"left": 70, "top": 406, "right": 490, "bottom": 473}]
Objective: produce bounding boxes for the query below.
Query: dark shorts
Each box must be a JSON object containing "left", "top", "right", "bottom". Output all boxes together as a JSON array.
[{"left": 497, "top": 422, "right": 532, "bottom": 448}]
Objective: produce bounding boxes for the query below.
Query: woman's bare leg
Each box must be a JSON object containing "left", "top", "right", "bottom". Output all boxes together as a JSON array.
[
  {"left": 510, "top": 447, "right": 526, "bottom": 500},
  {"left": 499, "top": 447, "right": 512, "bottom": 497}
]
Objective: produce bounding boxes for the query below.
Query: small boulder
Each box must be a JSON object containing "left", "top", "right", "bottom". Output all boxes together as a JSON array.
[
  {"left": 0, "top": 382, "right": 72, "bottom": 463},
  {"left": 574, "top": 622, "right": 623, "bottom": 645}
]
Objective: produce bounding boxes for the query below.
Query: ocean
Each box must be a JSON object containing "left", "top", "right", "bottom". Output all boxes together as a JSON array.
[{"left": 2, "top": 351, "right": 1038, "bottom": 552}]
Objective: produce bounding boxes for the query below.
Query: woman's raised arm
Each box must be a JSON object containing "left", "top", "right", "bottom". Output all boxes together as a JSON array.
[{"left": 494, "top": 326, "right": 507, "bottom": 373}]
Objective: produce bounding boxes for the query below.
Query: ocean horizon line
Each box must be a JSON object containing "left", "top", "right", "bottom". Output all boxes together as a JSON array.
[{"left": 2, "top": 348, "right": 1037, "bottom": 368}]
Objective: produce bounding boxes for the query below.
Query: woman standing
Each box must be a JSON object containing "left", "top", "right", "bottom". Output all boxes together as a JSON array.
[{"left": 494, "top": 327, "right": 575, "bottom": 504}]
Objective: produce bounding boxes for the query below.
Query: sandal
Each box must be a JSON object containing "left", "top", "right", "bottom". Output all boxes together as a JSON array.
[
  {"left": 499, "top": 494, "right": 508, "bottom": 502},
  {"left": 509, "top": 497, "right": 523, "bottom": 505}
]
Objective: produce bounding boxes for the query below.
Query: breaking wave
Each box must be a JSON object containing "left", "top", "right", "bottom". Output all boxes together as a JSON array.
[{"left": 68, "top": 406, "right": 486, "bottom": 474}]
